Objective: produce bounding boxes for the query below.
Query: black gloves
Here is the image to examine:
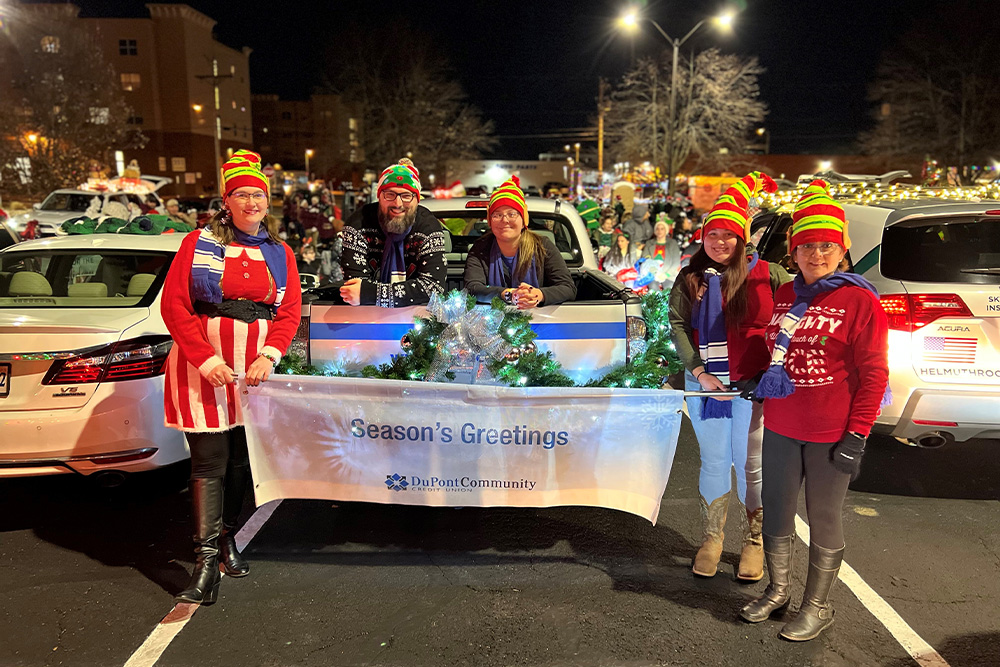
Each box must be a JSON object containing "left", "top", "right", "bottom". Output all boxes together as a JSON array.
[
  {"left": 831, "top": 432, "right": 866, "bottom": 480},
  {"left": 738, "top": 370, "right": 766, "bottom": 403}
]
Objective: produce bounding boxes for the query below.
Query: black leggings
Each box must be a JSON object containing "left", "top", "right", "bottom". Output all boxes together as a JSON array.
[
  {"left": 761, "top": 428, "right": 851, "bottom": 549},
  {"left": 185, "top": 427, "right": 250, "bottom": 479}
]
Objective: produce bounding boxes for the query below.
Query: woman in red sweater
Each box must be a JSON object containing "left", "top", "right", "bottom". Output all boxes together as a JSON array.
[
  {"left": 161, "top": 150, "right": 300, "bottom": 605},
  {"left": 668, "top": 172, "right": 789, "bottom": 582},
  {"left": 740, "top": 180, "right": 889, "bottom": 641}
]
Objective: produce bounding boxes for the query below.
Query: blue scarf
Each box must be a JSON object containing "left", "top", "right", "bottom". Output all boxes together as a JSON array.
[
  {"left": 692, "top": 252, "right": 759, "bottom": 419},
  {"left": 380, "top": 227, "right": 412, "bottom": 284},
  {"left": 190, "top": 226, "right": 288, "bottom": 309},
  {"left": 756, "top": 271, "right": 891, "bottom": 406},
  {"left": 487, "top": 237, "right": 540, "bottom": 290}
]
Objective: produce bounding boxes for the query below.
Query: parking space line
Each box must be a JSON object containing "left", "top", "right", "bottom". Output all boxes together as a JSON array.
[
  {"left": 794, "top": 515, "right": 950, "bottom": 667},
  {"left": 123, "top": 500, "right": 282, "bottom": 667}
]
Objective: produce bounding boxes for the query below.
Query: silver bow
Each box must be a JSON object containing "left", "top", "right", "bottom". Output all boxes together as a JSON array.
[{"left": 425, "top": 292, "right": 513, "bottom": 382}]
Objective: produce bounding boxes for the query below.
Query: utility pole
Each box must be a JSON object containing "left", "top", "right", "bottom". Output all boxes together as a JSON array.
[
  {"left": 597, "top": 78, "right": 609, "bottom": 172},
  {"left": 196, "top": 59, "right": 233, "bottom": 194}
]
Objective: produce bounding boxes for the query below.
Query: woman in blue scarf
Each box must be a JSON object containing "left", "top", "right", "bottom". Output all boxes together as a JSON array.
[
  {"left": 161, "top": 150, "right": 300, "bottom": 605},
  {"left": 463, "top": 176, "right": 576, "bottom": 309},
  {"left": 668, "top": 172, "right": 789, "bottom": 582}
]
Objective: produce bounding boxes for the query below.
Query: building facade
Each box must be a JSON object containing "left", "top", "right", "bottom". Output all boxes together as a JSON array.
[
  {"left": 252, "top": 93, "right": 362, "bottom": 185},
  {"left": 2, "top": 2, "right": 254, "bottom": 197}
]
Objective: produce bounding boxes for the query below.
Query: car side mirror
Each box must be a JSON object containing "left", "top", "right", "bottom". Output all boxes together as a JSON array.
[{"left": 33, "top": 203, "right": 41, "bottom": 210}]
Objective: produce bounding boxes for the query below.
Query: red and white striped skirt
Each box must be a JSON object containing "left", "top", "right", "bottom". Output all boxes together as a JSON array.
[{"left": 164, "top": 315, "right": 270, "bottom": 432}]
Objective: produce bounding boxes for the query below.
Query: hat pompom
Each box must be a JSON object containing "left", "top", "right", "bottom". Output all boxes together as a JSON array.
[
  {"left": 398, "top": 157, "right": 415, "bottom": 168},
  {"left": 760, "top": 172, "right": 778, "bottom": 194},
  {"left": 511, "top": 174, "right": 521, "bottom": 188}
]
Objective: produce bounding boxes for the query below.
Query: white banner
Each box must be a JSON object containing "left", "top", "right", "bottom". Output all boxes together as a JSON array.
[{"left": 244, "top": 376, "right": 684, "bottom": 523}]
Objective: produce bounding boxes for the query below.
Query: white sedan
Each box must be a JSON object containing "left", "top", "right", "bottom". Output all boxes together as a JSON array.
[{"left": 0, "top": 232, "right": 188, "bottom": 481}]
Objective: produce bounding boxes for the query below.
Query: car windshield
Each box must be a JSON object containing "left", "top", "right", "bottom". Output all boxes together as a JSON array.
[
  {"left": 436, "top": 212, "right": 583, "bottom": 267},
  {"left": 0, "top": 249, "right": 171, "bottom": 308},
  {"left": 39, "top": 193, "right": 99, "bottom": 213},
  {"left": 881, "top": 216, "right": 1000, "bottom": 284}
]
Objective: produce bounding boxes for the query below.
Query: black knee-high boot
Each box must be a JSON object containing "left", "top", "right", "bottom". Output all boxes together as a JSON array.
[
  {"left": 176, "top": 478, "right": 223, "bottom": 605},
  {"left": 219, "top": 460, "right": 250, "bottom": 577}
]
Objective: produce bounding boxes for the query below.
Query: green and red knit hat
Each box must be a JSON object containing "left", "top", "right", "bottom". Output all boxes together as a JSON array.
[
  {"left": 703, "top": 171, "right": 777, "bottom": 242},
  {"left": 221, "top": 150, "right": 268, "bottom": 197},
  {"left": 488, "top": 175, "right": 528, "bottom": 227},
  {"left": 377, "top": 158, "right": 422, "bottom": 200},
  {"left": 790, "top": 179, "right": 851, "bottom": 250}
]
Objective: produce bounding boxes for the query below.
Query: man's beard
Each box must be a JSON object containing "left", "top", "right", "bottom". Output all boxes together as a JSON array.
[{"left": 378, "top": 205, "right": 417, "bottom": 235}]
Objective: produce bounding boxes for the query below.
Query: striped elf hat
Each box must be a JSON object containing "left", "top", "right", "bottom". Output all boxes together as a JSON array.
[
  {"left": 377, "top": 158, "right": 422, "bottom": 199},
  {"left": 789, "top": 179, "right": 851, "bottom": 250},
  {"left": 488, "top": 175, "right": 528, "bottom": 227},
  {"left": 703, "top": 171, "right": 777, "bottom": 242},
  {"left": 221, "top": 150, "right": 268, "bottom": 197}
]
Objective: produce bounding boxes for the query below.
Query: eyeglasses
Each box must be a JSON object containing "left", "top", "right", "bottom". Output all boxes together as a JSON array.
[
  {"left": 381, "top": 191, "right": 416, "bottom": 203},
  {"left": 490, "top": 211, "right": 522, "bottom": 223},
  {"left": 797, "top": 242, "right": 840, "bottom": 256},
  {"left": 230, "top": 192, "right": 267, "bottom": 203}
]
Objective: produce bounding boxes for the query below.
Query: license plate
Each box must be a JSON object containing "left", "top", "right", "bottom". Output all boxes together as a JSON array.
[{"left": 0, "top": 363, "right": 9, "bottom": 398}]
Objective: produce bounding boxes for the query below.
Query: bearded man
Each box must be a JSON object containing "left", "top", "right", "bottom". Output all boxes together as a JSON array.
[{"left": 340, "top": 158, "right": 446, "bottom": 307}]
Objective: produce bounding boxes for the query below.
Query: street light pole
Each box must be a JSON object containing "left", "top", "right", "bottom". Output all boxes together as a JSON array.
[
  {"left": 305, "top": 149, "right": 314, "bottom": 179},
  {"left": 619, "top": 10, "right": 734, "bottom": 195}
]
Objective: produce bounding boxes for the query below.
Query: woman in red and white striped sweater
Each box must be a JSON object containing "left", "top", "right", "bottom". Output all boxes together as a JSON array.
[{"left": 161, "top": 150, "right": 300, "bottom": 605}]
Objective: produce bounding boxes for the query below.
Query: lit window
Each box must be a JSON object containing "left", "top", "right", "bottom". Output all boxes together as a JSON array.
[
  {"left": 171, "top": 157, "right": 186, "bottom": 172},
  {"left": 158, "top": 157, "right": 167, "bottom": 171},
  {"left": 120, "top": 73, "right": 141, "bottom": 91},
  {"left": 40, "top": 36, "right": 60, "bottom": 53},
  {"left": 349, "top": 118, "right": 357, "bottom": 130},
  {"left": 184, "top": 172, "right": 197, "bottom": 184},
  {"left": 118, "top": 39, "right": 137, "bottom": 56},
  {"left": 231, "top": 100, "right": 237, "bottom": 109},
  {"left": 230, "top": 65, "right": 235, "bottom": 75}
]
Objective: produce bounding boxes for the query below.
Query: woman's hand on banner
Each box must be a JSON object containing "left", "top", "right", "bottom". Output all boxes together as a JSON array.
[
  {"left": 206, "top": 363, "right": 238, "bottom": 388},
  {"left": 246, "top": 355, "right": 274, "bottom": 387},
  {"left": 695, "top": 368, "right": 733, "bottom": 399}
]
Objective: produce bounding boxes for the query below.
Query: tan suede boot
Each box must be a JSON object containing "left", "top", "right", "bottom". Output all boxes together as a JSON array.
[
  {"left": 692, "top": 494, "right": 729, "bottom": 577},
  {"left": 737, "top": 504, "right": 764, "bottom": 581}
]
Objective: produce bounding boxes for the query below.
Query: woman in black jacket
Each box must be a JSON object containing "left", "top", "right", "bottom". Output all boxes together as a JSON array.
[{"left": 463, "top": 176, "right": 576, "bottom": 309}]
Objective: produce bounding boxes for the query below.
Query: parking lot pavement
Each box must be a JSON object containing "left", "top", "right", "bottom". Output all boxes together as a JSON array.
[{"left": 1, "top": 425, "right": 998, "bottom": 667}]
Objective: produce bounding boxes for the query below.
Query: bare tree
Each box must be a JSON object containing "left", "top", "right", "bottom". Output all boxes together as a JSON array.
[
  {"left": 860, "top": 3, "right": 1000, "bottom": 179},
  {"left": 0, "top": 26, "right": 144, "bottom": 196},
  {"left": 605, "top": 49, "right": 767, "bottom": 175},
  {"left": 330, "top": 26, "right": 496, "bottom": 173}
]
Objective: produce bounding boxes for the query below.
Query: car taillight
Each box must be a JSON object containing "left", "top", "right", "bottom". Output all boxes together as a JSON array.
[
  {"left": 42, "top": 335, "right": 173, "bottom": 385},
  {"left": 288, "top": 313, "right": 311, "bottom": 365},
  {"left": 879, "top": 293, "right": 973, "bottom": 331},
  {"left": 626, "top": 315, "right": 647, "bottom": 362}
]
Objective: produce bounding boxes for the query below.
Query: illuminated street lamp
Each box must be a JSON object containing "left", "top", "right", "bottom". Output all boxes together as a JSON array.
[
  {"left": 756, "top": 127, "right": 770, "bottom": 154},
  {"left": 618, "top": 6, "right": 736, "bottom": 193},
  {"left": 305, "top": 149, "right": 314, "bottom": 178}
]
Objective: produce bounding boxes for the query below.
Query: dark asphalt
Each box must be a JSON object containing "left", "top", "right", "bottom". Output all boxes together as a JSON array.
[{"left": 1, "top": 423, "right": 998, "bottom": 667}]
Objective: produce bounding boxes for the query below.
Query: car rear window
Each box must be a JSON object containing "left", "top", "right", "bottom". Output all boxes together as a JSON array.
[
  {"left": 880, "top": 216, "right": 1000, "bottom": 284},
  {"left": 435, "top": 213, "right": 583, "bottom": 267},
  {"left": 0, "top": 249, "right": 172, "bottom": 307}
]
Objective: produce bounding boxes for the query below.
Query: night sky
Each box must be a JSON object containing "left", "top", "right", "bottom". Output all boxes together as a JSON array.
[{"left": 61, "top": 0, "right": 942, "bottom": 158}]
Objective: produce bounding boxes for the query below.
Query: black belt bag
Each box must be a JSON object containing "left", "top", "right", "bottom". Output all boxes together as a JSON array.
[{"left": 195, "top": 299, "right": 273, "bottom": 323}]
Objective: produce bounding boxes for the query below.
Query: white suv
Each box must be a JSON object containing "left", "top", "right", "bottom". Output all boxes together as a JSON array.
[
  {"left": 755, "top": 197, "right": 1000, "bottom": 447},
  {"left": 7, "top": 189, "right": 159, "bottom": 238}
]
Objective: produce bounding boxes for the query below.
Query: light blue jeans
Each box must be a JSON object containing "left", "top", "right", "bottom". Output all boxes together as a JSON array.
[{"left": 684, "top": 371, "right": 763, "bottom": 510}]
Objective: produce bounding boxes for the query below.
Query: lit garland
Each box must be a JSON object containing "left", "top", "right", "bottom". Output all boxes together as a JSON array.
[
  {"left": 277, "top": 290, "right": 683, "bottom": 389},
  {"left": 758, "top": 181, "right": 1000, "bottom": 211}
]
